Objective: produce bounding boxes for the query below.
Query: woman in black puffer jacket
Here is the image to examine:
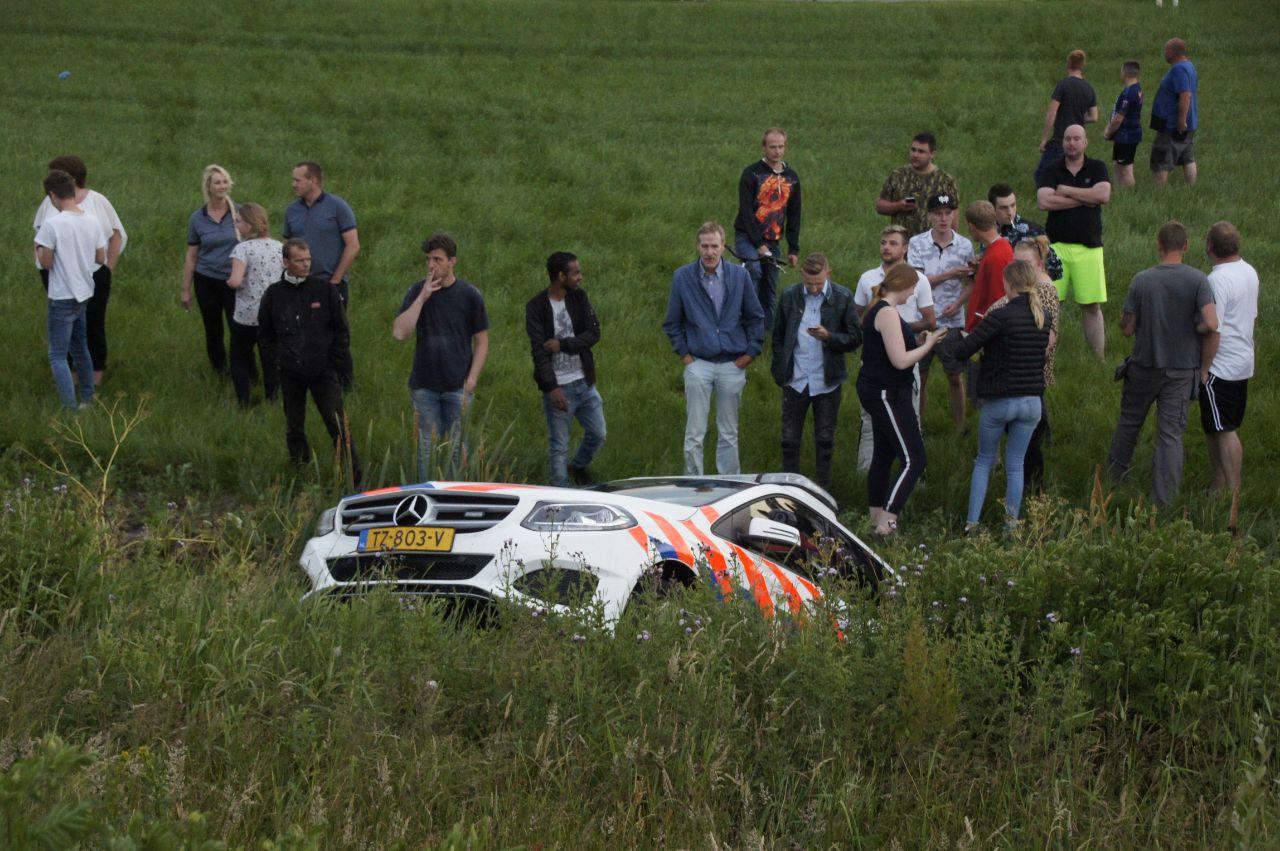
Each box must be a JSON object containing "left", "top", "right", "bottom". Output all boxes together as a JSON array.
[{"left": 954, "top": 260, "right": 1050, "bottom": 532}]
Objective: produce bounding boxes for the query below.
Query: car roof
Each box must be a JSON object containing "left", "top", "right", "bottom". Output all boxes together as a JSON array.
[{"left": 596, "top": 473, "right": 837, "bottom": 512}]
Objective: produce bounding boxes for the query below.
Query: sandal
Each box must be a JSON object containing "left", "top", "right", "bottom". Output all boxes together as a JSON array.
[{"left": 873, "top": 519, "right": 898, "bottom": 537}]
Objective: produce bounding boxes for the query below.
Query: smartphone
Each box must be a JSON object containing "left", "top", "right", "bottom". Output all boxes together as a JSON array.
[{"left": 904, "top": 195, "right": 916, "bottom": 205}]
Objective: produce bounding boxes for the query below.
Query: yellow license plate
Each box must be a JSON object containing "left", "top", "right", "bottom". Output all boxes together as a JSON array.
[{"left": 359, "top": 526, "right": 455, "bottom": 553}]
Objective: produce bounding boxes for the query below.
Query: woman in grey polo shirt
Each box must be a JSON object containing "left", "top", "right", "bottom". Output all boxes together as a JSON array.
[{"left": 181, "top": 164, "right": 240, "bottom": 375}]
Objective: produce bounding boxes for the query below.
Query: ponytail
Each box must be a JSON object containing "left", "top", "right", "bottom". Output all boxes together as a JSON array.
[{"left": 1003, "top": 259, "right": 1044, "bottom": 329}]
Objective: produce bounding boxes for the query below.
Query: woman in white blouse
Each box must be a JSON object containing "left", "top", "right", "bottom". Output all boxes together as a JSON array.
[
  {"left": 226, "top": 203, "right": 283, "bottom": 406},
  {"left": 32, "top": 154, "right": 126, "bottom": 387}
]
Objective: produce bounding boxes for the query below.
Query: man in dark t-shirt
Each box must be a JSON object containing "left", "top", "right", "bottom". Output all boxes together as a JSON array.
[
  {"left": 392, "top": 233, "right": 490, "bottom": 479},
  {"left": 1037, "top": 125, "right": 1112, "bottom": 359},
  {"left": 1107, "top": 221, "right": 1217, "bottom": 505},
  {"left": 1036, "top": 50, "right": 1099, "bottom": 187}
]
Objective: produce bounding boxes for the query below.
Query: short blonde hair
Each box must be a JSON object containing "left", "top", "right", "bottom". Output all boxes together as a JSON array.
[{"left": 801, "top": 252, "right": 829, "bottom": 276}]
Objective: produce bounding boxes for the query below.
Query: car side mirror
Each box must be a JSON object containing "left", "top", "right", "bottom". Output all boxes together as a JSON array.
[{"left": 747, "top": 517, "right": 801, "bottom": 548}]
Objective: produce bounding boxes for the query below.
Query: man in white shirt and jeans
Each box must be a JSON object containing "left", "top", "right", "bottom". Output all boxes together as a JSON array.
[
  {"left": 34, "top": 170, "right": 106, "bottom": 410},
  {"left": 1197, "top": 221, "right": 1258, "bottom": 497},
  {"left": 854, "top": 225, "right": 935, "bottom": 472}
]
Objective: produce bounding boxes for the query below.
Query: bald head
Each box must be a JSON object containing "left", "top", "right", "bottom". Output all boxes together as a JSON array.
[
  {"left": 1063, "top": 124, "right": 1088, "bottom": 158},
  {"left": 1165, "top": 38, "right": 1188, "bottom": 62}
]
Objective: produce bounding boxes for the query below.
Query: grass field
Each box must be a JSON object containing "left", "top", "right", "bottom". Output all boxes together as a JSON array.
[{"left": 1, "top": 0, "right": 1278, "bottom": 846}]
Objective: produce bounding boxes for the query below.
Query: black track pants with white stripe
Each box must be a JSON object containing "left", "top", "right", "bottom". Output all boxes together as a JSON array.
[{"left": 857, "top": 378, "right": 926, "bottom": 515}]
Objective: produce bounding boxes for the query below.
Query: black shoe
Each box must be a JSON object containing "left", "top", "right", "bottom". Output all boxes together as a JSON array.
[{"left": 569, "top": 466, "right": 594, "bottom": 486}]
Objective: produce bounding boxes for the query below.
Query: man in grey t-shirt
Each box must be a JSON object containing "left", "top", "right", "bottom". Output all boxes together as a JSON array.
[{"left": 1107, "top": 221, "right": 1218, "bottom": 505}]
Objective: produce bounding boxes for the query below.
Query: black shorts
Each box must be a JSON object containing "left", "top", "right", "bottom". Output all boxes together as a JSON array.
[
  {"left": 1112, "top": 141, "right": 1138, "bottom": 166},
  {"left": 1199, "top": 374, "right": 1248, "bottom": 434}
]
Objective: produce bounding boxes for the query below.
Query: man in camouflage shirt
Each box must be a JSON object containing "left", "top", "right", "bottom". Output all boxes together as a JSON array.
[{"left": 876, "top": 132, "right": 958, "bottom": 236}]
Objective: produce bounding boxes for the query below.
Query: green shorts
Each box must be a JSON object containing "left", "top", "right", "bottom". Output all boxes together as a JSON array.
[{"left": 1052, "top": 243, "right": 1106, "bottom": 304}]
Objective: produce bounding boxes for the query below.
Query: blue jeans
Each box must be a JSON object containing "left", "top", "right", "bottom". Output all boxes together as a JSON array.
[
  {"left": 47, "top": 298, "right": 94, "bottom": 410},
  {"left": 734, "top": 233, "right": 780, "bottom": 332},
  {"left": 967, "top": 396, "right": 1042, "bottom": 524},
  {"left": 410, "top": 388, "right": 469, "bottom": 480},
  {"left": 542, "top": 380, "right": 607, "bottom": 486}
]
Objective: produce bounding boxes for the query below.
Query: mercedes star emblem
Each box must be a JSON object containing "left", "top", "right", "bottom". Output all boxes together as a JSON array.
[{"left": 393, "top": 493, "right": 434, "bottom": 526}]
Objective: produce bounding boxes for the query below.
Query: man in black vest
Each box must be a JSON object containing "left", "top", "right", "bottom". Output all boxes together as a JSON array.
[{"left": 258, "top": 238, "right": 361, "bottom": 489}]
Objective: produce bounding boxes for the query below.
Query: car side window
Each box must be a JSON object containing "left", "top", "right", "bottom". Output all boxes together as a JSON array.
[
  {"left": 715, "top": 495, "right": 826, "bottom": 580},
  {"left": 716, "top": 495, "right": 879, "bottom": 587}
]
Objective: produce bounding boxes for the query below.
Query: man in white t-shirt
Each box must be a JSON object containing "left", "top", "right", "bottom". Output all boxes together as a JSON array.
[
  {"left": 32, "top": 155, "right": 125, "bottom": 386},
  {"left": 908, "top": 193, "right": 975, "bottom": 429},
  {"left": 854, "top": 225, "right": 935, "bottom": 472},
  {"left": 1197, "top": 221, "right": 1258, "bottom": 497},
  {"left": 34, "top": 170, "right": 107, "bottom": 410}
]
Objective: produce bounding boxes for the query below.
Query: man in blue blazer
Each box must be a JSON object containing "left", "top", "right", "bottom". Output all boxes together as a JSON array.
[{"left": 662, "top": 221, "right": 765, "bottom": 475}]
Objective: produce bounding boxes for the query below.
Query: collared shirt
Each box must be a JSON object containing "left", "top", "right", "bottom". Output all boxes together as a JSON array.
[
  {"left": 186, "top": 205, "right": 238, "bottom": 279},
  {"left": 789, "top": 281, "right": 836, "bottom": 396},
  {"left": 907, "top": 229, "right": 974, "bottom": 329},
  {"left": 282, "top": 191, "right": 357, "bottom": 282},
  {"left": 701, "top": 260, "right": 725, "bottom": 316}
]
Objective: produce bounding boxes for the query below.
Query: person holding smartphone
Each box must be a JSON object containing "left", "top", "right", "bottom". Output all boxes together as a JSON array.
[
  {"left": 875, "top": 132, "right": 958, "bottom": 237},
  {"left": 857, "top": 262, "right": 947, "bottom": 537},
  {"left": 770, "top": 252, "right": 861, "bottom": 489}
]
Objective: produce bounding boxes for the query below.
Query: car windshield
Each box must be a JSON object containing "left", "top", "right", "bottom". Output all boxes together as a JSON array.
[{"left": 592, "top": 478, "right": 750, "bottom": 507}]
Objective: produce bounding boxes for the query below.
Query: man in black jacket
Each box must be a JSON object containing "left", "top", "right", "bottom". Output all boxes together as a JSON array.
[
  {"left": 734, "top": 128, "right": 801, "bottom": 332},
  {"left": 525, "top": 252, "right": 605, "bottom": 486},
  {"left": 258, "top": 238, "right": 361, "bottom": 488},
  {"left": 770, "top": 252, "right": 861, "bottom": 489}
]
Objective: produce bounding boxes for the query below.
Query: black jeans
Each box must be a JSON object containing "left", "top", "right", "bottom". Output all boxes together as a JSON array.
[
  {"left": 857, "top": 379, "right": 926, "bottom": 515},
  {"left": 334, "top": 281, "right": 355, "bottom": 391},
  {"left": 780, "top": 384, "right": 842, "bottom": 488},
  {"left": 194, "top": 272, "right": 236, "bottom": 373},
  {"left": 39, "top": 265, "right": 112, "bottom": 372},
  {"left": 279, "top": 369, "right": 362, "bottom": 487},
  {"left": 228, "top": 320, "right": 277, "bottom": 406}
]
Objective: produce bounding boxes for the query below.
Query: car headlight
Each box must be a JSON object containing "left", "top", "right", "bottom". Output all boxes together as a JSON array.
[
  {"left": 520, "top": 502, "right": 636, "bottom": 532},
  {"left": 315, "top": 508, "right": 337, "bottom": 537}
]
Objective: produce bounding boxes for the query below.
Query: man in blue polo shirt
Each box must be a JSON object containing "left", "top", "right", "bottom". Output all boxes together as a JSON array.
[
  {"left": 1151, "top": 38, "right": 1198, "bottom": 188},
  {"left": 283, "top": 161, "right": 360, "bottom": 389}
]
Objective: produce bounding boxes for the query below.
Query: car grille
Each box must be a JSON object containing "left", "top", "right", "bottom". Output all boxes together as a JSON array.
[
  {"left": 338, "top": 489, "right": 519, "bottom": 533},
  {"left": 327, "top": 553, "right": 493, "bottom": 583}
]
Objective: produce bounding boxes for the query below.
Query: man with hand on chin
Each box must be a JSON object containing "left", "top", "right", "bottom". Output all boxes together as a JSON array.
[
  {"left": 663, "top": 221, "right": 764, "bottom": 476},
  {"left": 393, "top": 233, "right": 489, "bottom": 480}
]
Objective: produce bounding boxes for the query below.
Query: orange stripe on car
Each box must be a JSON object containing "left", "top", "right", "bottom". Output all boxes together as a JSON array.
[
  {"left": 728, "top": 543, "right": 774, "bottom": 619},
  {"left": 645, "top": 513, "right": 694, "bottom": 566},
  {"left": 628, "top": 526, "right": 650, "bottom": 552},
  {"left": 760, "top": 559, "right": 804, "bottom": 616},
  {"left": 791, "top": 573, "right": 820, "bottom": 599},
  {"left": 360, "top": 486, "right": 401, "bottom": 496},
  {"left": 699, "top": 505, "right": 720, "bottom": 523},
  {"left": 679, "top": 521, "right": 735, "bottom": 597}
]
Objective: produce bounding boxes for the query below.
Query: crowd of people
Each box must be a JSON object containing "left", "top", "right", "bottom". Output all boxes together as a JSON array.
[{"left": 30, "top": 36, "right": 1258, "bottom": 537}]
